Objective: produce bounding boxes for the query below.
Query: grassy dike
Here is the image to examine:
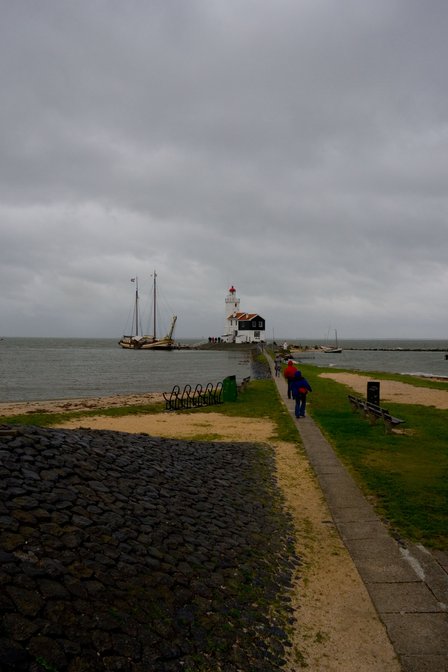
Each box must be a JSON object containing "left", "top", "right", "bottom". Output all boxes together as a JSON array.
[
  {"left": 2, "top": 363, "right": 447, "bottom": 550},
  {"left": 297, "top": 362, "right": 448, "bottom": 551}
]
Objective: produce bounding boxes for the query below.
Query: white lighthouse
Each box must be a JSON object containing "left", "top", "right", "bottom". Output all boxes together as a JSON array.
[
  {"left": 225, "top": 285, "right": 240, "bottom": 318},
  {"left": 223, "top": 285, "right": 240, "bottom": 341},
  {"left": 222, "top": 285, "right": 266, "bottom": 344}
]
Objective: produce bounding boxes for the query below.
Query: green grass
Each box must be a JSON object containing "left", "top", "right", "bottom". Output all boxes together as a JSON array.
[{"left": 298, "top": 363, "right": 448, "bottom": 550}]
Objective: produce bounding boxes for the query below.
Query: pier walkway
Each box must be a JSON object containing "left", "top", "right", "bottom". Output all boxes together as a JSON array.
[{"left": 270, "top": 360, "right": 448, "bottom": 672}]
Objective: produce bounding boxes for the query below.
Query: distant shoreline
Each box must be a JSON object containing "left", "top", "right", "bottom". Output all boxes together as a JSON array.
[{"left": 291, "top": 346, "right": 448, "bottom": 353}]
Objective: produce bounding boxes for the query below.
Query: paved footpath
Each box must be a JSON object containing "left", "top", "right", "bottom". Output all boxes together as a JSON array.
[{"left": 270, "top": 363, "right": 448, "bottom": 672}]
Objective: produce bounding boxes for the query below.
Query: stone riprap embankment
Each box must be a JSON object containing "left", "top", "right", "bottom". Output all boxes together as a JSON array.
[{"left": 0, "top": 425, "right": 298, "bottom": 672}]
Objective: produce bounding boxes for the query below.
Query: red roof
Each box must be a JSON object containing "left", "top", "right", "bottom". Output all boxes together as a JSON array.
[{"left": 231, "top": 312, "right": 259, "bottom": 321}]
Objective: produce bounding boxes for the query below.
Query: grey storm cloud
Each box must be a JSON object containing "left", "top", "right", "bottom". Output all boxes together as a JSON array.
[{"left": 0, "top": 0, "right": 447, "bottom": 339}]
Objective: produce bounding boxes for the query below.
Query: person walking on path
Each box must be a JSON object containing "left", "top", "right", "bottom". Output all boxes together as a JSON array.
[
  {"left": 290, "top": 370, "right": 312, "bottom": 418},
  {"left": 274, "top": 354, "right": 282, "bottom": 377},
  {"left": 283, "top": 359, "right": 298, "bottom": 398}
]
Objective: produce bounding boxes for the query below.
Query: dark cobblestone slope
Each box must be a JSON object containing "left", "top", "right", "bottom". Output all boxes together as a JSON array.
[{"left": 0, "top": 425, "right": 299, "bottom": 672}]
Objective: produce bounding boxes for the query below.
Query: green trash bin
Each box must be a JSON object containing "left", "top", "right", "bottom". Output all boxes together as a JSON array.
[{"left": 222, "top": 375, "right": 238, "bottom": 402}]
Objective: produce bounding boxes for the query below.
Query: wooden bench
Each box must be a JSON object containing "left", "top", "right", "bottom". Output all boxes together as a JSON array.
[{"left": 348, "top": 394, "right": 405, "bottom": 433}]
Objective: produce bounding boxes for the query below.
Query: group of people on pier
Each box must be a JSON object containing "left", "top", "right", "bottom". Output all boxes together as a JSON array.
[{"left": 275, "top": 355, "right": 312, "bottom": 418}]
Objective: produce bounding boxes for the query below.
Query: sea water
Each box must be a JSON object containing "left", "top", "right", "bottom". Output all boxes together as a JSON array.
[
  {"left": 293, "top": 339, "right": 448, "bottom": 379},
  {"left": 0, "top": 338, "right": 447, "bottom": 403},
  {"left": 0, "top": 338, "right": 253, "bottom": 402}
]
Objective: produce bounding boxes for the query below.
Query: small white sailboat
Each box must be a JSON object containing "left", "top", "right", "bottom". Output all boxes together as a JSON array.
[
  {"left": 321, "top": 329, "right": 342, "bottom": 354},
  {"left": 118, "top": 272, "right": 177, "bottom": 350}
]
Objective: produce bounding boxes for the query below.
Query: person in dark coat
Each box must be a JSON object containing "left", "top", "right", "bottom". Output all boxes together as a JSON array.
[
  {"left": 290, "top": 370, "right": 312, "bottom": 418},
  {"left": 283, "top": 359, "right": 298, "bottom": 399}
]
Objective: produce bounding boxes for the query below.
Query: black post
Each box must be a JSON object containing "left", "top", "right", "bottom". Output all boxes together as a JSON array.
[{"left": 367, "top": 381, "right": 380, "bottom": 406}]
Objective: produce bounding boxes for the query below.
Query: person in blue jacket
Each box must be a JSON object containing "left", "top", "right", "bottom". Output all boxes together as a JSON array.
[{"left": 290, "top": 370, "right": 312, "bottom": 418}]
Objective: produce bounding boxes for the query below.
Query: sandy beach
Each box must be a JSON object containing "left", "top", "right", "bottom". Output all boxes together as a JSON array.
[
  {"left": 0, "top": 392, "right": 165, "bottom": 418},
  {"left": 2, "top": 373, "right": 446, "bottom": 670}
]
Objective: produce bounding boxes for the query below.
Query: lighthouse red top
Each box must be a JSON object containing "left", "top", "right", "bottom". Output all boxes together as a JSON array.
[{"left": 229, "top": 285, "right": 236, "bottom": 294}]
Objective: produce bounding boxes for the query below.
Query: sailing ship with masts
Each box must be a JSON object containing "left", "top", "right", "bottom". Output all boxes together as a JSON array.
[
  {"left": 321, "top": 328, "right": 342, "bottom": 354},
  {"left": 118, "top": 272, "right": 177, "bottom": 350}
]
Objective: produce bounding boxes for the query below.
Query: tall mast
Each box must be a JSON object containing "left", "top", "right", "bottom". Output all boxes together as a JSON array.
[
  {"left": 132, "top": 276, "right": 139, "bottom": 336},
  {"left": 153, "top": 271, "right": 157, "bottom": 340},
  {"left": 136, "top": 278, "right": 139, "bottom": 336}
]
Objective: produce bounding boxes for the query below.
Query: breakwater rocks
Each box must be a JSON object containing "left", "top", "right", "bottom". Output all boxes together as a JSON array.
[
  {"left": 250, "top": 355, "right": 272, "bottom": 381},
  {"left": 0, "top": 425, "right": 299, "bottom": 671}
]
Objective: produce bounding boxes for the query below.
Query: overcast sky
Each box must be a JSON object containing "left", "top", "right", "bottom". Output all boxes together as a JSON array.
[{"left": 1, "top": 0, "right": 447, "bottom": 341}]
